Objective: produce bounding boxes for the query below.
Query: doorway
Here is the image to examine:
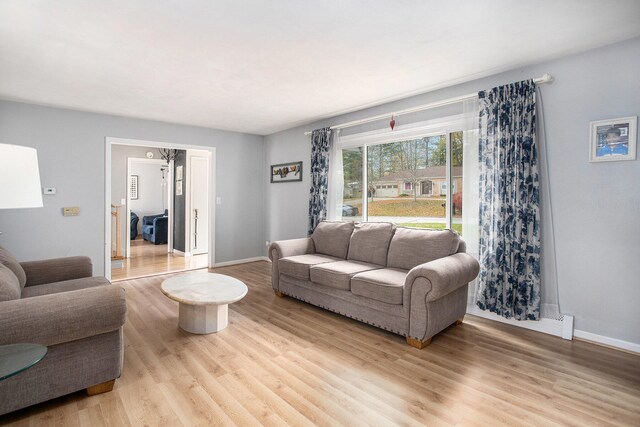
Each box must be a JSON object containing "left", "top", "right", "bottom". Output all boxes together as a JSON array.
[{"left": 105, "top": 138, "right": 216, "bottom": 282}]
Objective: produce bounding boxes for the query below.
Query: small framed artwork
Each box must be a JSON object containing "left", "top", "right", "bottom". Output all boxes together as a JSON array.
[
  {"left": 129, "top": 175, "right": 139, "bottom": 200},
  {"left": 589, "top": 116, "right": 637, "bottom": 162},
  {"left": 176, "top": 165, "right": 183, "bottom": 180},
  {"left": 176, "top": 179, "right": 183, "bottom": 196},
  {"left": 271, "top": 161, "right": 303, "bottom": 183}
]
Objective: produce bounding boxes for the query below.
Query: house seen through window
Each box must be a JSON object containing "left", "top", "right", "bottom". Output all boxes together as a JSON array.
[{"left": 339, "top": 130, "right": 466, "bottom": 234}]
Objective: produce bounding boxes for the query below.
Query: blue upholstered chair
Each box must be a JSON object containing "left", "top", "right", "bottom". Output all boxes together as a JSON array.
[
  {"left": 130, "top": 212, "right": 139, "bottom": 240},
  {"left": 141, "top": 210, "right": 168, "bottom": 245}
]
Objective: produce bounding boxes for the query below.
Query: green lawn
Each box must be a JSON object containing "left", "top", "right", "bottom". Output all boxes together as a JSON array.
[
  {"left": 346, "top": 198, "right": 461, "bottom": 218},
  {"left": 397, "top": 222, "right": 462, "bottom": 234}
]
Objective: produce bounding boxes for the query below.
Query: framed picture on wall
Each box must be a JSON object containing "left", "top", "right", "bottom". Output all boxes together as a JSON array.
[
  {"left": 589, "top": 116, "right": 637, "bottom": 162},
  {"left": 270, "top": 161, "right": 303, "bottom": 183},
  {"left": 129, "top": 175, "right": 139, "bottom": 200}
]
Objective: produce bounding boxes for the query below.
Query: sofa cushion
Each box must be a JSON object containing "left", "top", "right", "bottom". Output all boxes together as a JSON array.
[
  {"left": 20, "top": 276, "right": 110, "bottom": 298},
  {"left": 347, "top": 222, "right": 395, "bottom": 266},
  {"left": 279, "top": 254, "right": 342, "bottom": 280},
  {"left": 310, "top": 260, "right": 382, "bottom": 290},
  {"left": 311, "top": 221, "right": 354, "bottom": 259},
  {"left": 351, "top": 268, "right": 408, "bottom": 305},
  {"left": 387, "top": 228, "right": 461, "bottom": 270},
  {"left": 0, "top": 264, "right": 21, "bottom": 301},
  {"left": 0, "top": 245, "right": 26, "bottom": 289}
]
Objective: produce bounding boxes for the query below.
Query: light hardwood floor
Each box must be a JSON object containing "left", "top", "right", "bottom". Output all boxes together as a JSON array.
[
  {"left": 4, "top": 261, "right": 640, "bottom": 426},
  {"left": 111, "top": 238, "right": 208, "bottom": 281}
]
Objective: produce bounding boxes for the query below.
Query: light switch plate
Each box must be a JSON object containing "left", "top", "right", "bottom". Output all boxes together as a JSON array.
[{"left": 63, "top": 207, "right": 80, "bottom": 216}]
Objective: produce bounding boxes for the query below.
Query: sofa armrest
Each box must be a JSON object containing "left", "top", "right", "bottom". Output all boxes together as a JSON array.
[
  {"left": 405, "top": 253, "right": 480, "bottom": 302},
  {"left": 0, "top": 285, "right": 126, "bottom": 347},
  {"left": 404, "top": 253, "right": 479, "bottom": 340},
  {"left": 268, "top": 238, "right": 314, "bottom": 291},
  {"left": 268, "top": 238, "right": 315, "bottom": 261},
  {"left": 20, "top": 256, "right": 93, "bottom": 287}
]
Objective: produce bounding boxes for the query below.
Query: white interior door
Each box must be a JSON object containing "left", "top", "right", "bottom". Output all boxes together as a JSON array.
[{"left": 190, "top": 156, "right": 209, "bottom": 255}]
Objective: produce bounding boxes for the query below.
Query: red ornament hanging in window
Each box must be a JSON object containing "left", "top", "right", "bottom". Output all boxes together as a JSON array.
[{"left": 390, "top": 115, "right": 396, "bottom": 130}]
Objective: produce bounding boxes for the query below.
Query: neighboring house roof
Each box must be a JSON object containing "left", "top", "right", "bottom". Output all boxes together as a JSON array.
[{"left": 375, "top": 166, "right": 462, "bottom": 182}]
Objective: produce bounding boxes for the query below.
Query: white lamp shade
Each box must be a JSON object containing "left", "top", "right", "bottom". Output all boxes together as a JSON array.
[{"left": 0, "top": 144, "right": 44, "bottom": 209}]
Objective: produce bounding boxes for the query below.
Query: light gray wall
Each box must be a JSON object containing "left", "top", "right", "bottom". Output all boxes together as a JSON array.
[
  {"left": 265, "top": 37, "right": 640, "bottom": 345},
  {"left": 0, "top": 100, "right": 265, "bottom": 273}
]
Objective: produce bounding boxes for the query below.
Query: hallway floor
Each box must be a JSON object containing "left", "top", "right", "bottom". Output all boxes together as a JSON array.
[{"left": 111, "top": 238, "right": 208, "bottom": 281}]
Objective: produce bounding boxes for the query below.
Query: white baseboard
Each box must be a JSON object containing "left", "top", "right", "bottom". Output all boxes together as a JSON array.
[
  {"left": 573, "top": 330, "right": 640, "bottom": 354},
  {"left": 466, "top": 305, "right": 570, "bottom": 339},
  {"left": 172, "top": 249, "right": 190, "bottom": 257},
  {"left": 213, "top": 256, "right": 269, "bottom": 267}
]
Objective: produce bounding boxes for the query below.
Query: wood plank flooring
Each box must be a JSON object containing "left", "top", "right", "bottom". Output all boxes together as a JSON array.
[
  {"left": 111, "top": 239, "right": 208, "bottom": 281},
  {"left": 3, "top": 261, "right": 640, "bottom": 426}
]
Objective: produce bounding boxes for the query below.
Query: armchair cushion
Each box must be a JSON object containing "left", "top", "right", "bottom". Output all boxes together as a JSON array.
[
  {"left": 21, "top": 276, "right": 110, "bottom": 298},
  {"left": 0, "top": 264, "right": 21, "bottom": 302},
  {"left": 20, "top": 256, "right": 93, "bottom": 287},
  {"left": 0, "top": 245, "right": 26, "bottom": 288}
]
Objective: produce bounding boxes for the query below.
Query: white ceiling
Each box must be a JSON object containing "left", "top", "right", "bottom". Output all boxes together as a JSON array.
[{"left": 1, "top": 1, "right": 640, "bottom": 135}]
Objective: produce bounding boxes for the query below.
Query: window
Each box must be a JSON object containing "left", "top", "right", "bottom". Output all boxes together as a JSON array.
[{"left": 336, "top": 117, "right": 473, "bottom": 235}]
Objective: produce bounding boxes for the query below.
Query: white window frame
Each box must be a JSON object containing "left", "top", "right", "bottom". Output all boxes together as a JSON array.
[{"left": 339, "top": 113, "right": 471, "bottom": 229}]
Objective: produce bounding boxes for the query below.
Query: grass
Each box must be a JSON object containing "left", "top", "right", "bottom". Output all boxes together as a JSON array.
[
  {"left": 347, "top": 198, "right": 461, "bottom": 218},
  {"left": 397, "top": 222, "right": 463, "bottom": 234}
]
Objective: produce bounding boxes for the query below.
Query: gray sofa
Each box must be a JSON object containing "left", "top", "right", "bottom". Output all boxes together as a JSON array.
[
  {"left": 0, "top": 246, "right": 127, "bottom": 415},
  {"left": 269, "top": 221, "right": 480, "bottom": 348}
]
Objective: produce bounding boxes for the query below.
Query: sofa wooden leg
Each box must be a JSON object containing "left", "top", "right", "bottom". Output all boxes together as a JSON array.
[
  {"left": 406, "top": 337, "right": 432, "bottom": 349},
  {"left": 274, "top": 290, "right": 284, "bottom": 298},
  {"left": 86, "top": 379, "right": 116, "bottom": 396},
  {"left": 456, "top": 316, "right": 464, "bottom": 326}
]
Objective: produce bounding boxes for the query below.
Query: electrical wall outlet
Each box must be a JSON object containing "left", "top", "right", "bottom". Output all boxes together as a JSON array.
[
  {"left": 43, "top": 187, "right": 56, "bottom": 195},
  {"left": 63, "top": 207, "right": 80, "bottom": 216}
]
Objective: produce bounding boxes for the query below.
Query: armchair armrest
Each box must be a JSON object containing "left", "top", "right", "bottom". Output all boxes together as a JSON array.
[
  {"left": 404, "top": 253, "right": 480, "bottom": 302},
  {"left": 20, "top": 256, "right": 93, "bottom": 287},
  {"left": 0, "top": 285, "right": 126, "bottom": 347},
  {"left": 268, "top": 238, "right": 315, "bottom": 261}
]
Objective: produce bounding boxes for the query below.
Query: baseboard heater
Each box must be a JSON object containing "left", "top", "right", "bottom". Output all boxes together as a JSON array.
[{"left": 466, "top": 305, "right": 574, "bottom": 340}]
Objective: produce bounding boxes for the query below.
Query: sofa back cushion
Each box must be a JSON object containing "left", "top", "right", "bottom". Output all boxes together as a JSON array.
[
  {"left": 0, "top": 245, "right": 26, "bottom": 289},
  {"left": 311, "top": 221, "right": 354, "bottom": 259},
  {"left": 0, "top": 264, "right": 21, "bottom": 301},
  {"left": 347, "top": 222, "right": 395, "bottom": 266},
  {"left": 387, "top": 228, "right": 461, "bottom": 270}
]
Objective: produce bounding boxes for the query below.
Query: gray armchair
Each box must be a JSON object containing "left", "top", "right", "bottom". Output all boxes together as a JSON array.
[{"left": 0, "top": 246, "right": 127, "bottom": 415}]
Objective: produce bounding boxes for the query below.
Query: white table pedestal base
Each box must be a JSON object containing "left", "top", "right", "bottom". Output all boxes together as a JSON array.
[{"left": 178, "top": 303, "right": 228, "bottom": 334}]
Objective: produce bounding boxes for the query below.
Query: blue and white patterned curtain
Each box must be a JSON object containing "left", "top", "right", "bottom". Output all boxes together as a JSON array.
[
  {"left": 476, "top": 80, "right": 541, "bottom": 320},
  {"left": 308, "top": 127, "right": 332, "bottom": 235}
]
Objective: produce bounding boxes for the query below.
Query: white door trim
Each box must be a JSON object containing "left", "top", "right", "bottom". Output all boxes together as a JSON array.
[{"left": 105, "top": 137, "right": 216, "bottom": 281}]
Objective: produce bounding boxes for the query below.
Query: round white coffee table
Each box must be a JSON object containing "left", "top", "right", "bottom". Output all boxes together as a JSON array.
[{"left": 161, "top": 272, "right": 248, "bottom": 334}]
